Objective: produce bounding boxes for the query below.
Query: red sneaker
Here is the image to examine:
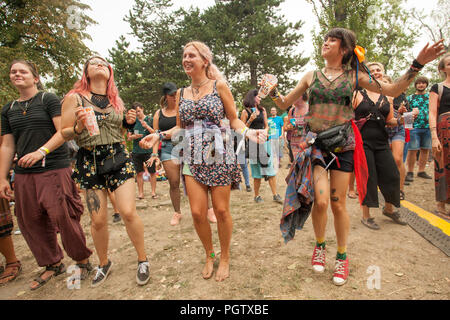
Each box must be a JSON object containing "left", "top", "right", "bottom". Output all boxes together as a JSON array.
[
  {"left": 333, "top": 257, "right": 349, "bottom": 286},
  {"left": 311, "top": 245, "right": 326, "bottom": 273}
]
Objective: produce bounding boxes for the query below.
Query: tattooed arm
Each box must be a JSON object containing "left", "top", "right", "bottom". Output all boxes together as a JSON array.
[{"left": 358, "top": 39, "right": 446, "bottom": 97}]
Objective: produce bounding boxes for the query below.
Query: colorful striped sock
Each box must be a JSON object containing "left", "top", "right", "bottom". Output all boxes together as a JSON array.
[
  {"left": 336, "top": 246, "right": 347, "bottom": 260},
  {"left": 316, "top": 238, "right": 326, "bottom": 248}
]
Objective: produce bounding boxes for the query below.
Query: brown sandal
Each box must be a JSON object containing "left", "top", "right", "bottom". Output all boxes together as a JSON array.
[
  {"left": 30, "top": 263, "right": 66, "bottom": 291},
  {"left": 0, "top": 261, "right": 22, "bottom": 285}
]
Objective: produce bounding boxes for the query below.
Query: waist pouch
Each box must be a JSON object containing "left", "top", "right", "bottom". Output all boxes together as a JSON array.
[
  {"left": 314, "top": 122, "right": 351, "bottom": 154},
  {"left": 97, "top": 146, "right": 128, "bottom": 175}
]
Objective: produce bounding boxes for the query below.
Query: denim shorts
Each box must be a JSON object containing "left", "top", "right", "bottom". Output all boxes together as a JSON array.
[
  {"left": 388, "top": 125, "right": 405, "bottom": 144},
  {"left": 408, "top": 128, "right": 432, "bottom": 150},
  {"left": 160, "top": 140, "right": 178, "bottom": 162}
]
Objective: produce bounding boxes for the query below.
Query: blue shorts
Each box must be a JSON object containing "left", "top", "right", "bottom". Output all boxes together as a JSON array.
[
  {"left": 408, "top": 128, "right": 431, "bottom": 150},
  {"left": 160, "top": 140, "right": 178, "bottom": 162},
  {"left": 249, "top": 141, "right": 276, "bottom": 179},
  {"left": 388, "top": 125, "right": 405, "bottom": 144}
]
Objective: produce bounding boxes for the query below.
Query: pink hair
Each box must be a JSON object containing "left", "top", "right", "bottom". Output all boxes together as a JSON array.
[
  {"left": 67, "top": 56, "right": 124, "bottom": 114},
  {"left": 184, "top": 41, "right": 225, "bottom": 82}
]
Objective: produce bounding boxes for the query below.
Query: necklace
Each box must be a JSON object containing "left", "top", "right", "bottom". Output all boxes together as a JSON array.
[
  {"left": 191, "top": 79, "right": 210, "bottom": 97},
  {"left": 17, "top": 93, "right": 38, "bottom": 115},
  {"left": 323, "top": 66, "right": 343, "bottom": 80}
]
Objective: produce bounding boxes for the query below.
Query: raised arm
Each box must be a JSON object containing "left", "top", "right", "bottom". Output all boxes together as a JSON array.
[
  {"left": 359, "top": 39, "right": 446, "bottom": 97},
  {"left": 272, "top": 71, "right": 314, "bottom": 110}
]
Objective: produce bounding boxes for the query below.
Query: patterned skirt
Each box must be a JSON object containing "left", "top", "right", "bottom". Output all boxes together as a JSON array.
[{"left": 434, "top": 112, "right": 450, "bottom": 203}]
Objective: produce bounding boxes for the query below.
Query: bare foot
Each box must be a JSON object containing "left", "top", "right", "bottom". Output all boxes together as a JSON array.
[
  {"left": 215, "top": 258, "right": 230, "bottom": 282},
  {"left": 207, "top": 208, "right": 217, "bottom": 223},
  {"left": 347, "top": 191, "right": 357, "bottom": 199},
  {"left": 202, "top": 255, "right": 215, "bottom": 280},
  {"left": 170, "top": 212, "right": 182, "bottom": 226}
]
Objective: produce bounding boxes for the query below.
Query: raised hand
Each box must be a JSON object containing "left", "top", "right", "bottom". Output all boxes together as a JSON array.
[
  {"left": 126, "top": 108, "right": 137, "bottom": 125},
  {"left": 415, "top": 39, "right": 446, "bottom": 66}
]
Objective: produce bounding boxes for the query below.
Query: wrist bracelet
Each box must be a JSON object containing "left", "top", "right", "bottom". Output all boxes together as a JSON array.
[
  {"left": 241, "top": 127, "right": 249, "bottom": 137},
  {"left": 412, "top": 59, "right": 424, "bottom": 69},
  {"left": 39, "top": 147, "right": 50, "bottom": 155},
  {"left": 38, "top": 149, "right": 47, "bottom": 157},
  {"left": 38, "top": 149, "right": 46, "bottom": 167},
  {"left": 151, "top": 153, "right": 159, "bottom": 157},
  {"left": 73, "top": 122, "right": 82, "bottom": 135}
]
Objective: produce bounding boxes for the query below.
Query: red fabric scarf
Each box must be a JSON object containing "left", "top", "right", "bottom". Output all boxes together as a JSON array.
[{"left": 351, "top": 120, "right": 368, "bottom": 205}]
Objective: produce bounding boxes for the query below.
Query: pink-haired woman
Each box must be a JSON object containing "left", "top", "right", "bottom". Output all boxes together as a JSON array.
[{"left": 61, "top": 56, "right": 149, "bottom": 287}]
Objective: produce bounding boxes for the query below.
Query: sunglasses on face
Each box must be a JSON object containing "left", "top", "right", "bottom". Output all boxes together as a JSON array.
[{"left": 88, "top": 58, "right": 109, "bottom": 67}]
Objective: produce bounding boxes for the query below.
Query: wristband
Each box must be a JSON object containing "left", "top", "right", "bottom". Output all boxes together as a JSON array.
[
  {"left": 412, "top": 59, "right": 424, "bottom": 69},
  {"left": 241, "top": 127, "right": 249, "bottom": 137},
  {"left": 40, "top": 147, "right": 50, "bottom": 155},
  {"left": 38, "top": 149, "right": 46, "bottom": 167},
  {"left": 151, "top": 153, "right": 159, "bottom": 157},
  {"left": 38, "top": 149, "right": 47, "bottom": 157}
]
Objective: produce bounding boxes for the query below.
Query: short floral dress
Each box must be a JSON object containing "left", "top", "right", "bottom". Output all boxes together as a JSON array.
[{"left": 179, "top": 82, "right": 241, "bottom": 189}]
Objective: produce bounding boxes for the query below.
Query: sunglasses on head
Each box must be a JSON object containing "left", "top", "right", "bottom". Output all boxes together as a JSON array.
[{"left": 88, "top": 58, "right": 109, "bottom": 67}]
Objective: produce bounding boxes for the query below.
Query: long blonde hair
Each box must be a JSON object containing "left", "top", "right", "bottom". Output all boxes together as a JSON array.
[{"left": 184, "top": 41, "right": 225, "bottom": 82}]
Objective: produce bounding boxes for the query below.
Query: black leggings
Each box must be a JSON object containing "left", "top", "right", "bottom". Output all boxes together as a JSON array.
[{"left": 363, "top": 145, "right": 400, "bottom": 208}]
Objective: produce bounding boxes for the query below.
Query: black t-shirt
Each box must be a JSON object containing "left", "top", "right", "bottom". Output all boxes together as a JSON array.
[
  {"left": 1, "top": 92, "right": 70, "bottom": 174},
  {"left": 430, "top": 83, "right": 450, "bottom": 116}
]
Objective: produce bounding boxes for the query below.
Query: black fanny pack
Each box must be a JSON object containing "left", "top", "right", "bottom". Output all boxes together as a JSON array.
[
  {"left": 97, "top": 147, "right": 129, "bottom": 175},
  {"left": 314, "top": 122, "right": 351, "bottom": 154}
]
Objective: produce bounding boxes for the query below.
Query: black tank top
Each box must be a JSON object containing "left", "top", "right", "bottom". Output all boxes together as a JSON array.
[
  {"left": 354, "top": 89, "right": 390, "bottom": 121},
  {"left": 355, "top": 89, "right": 391, "bottom": 147},
  {"left": 158, "top": 109, "right": 177, "bottom": 131},
  {"left": 245, "top": 107, "right": 265, "bottom": 129}
]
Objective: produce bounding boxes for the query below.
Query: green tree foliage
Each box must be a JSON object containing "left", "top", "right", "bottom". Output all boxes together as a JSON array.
[
  {"left": 411, "top": 0, "right": 450, "bottom": 88},
  {"left": 110, "top": 0, "right": 308, "bottom": 113},
  {"left": 307, "top": 0, "right": 416, "bottom": 75},
  {"left": 0, "top": 0, "right": 96, "bottom": 105}
]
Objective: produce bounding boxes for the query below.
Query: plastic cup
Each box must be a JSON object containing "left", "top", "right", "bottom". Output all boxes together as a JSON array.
[
  {"left": 83, "top": 106, "right": 100, "bottom": 136},
  {"left": 258, "top": 74, "right": 278, "bottom": 98},
  {"left": 403, "top": 111, "right": 414, "bottom": 129}
]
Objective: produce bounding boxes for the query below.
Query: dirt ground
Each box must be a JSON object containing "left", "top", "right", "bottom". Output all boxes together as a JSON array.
[{"left": 0, "top": 155, "right": 448, "bottom": 300}]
